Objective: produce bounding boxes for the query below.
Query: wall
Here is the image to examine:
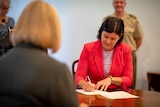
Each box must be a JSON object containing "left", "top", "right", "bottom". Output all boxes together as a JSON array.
[{"left": 9, "top": 0, "right": 160, "bottom": 90}]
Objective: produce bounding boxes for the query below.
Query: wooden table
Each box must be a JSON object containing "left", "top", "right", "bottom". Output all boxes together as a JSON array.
[{"left": 77, "top": 89, "right": 160, "bottom": 107}]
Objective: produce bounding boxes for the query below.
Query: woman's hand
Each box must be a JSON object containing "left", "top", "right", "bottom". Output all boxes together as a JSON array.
[
  {"left": 78, "top": 80, "right": 95, "bottom": 92},
  {"left": 95, "top": 77, "right": 112, "bottom": 91}
]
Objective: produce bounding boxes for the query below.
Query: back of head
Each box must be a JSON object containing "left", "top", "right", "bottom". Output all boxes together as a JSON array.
[
  {"left": 97, "top": 17, "right": 124, "bottom": 46},
  {"left": 11, "top": 0, "right": 61, "bottom": 53}
]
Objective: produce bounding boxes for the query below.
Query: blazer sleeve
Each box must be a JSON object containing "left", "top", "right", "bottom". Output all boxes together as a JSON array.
[
  {"left": 75, "top": 44, "right": 89, "bottom": 86},
  {"left": 120, "top": 46, "right": 133, "bottom": 90}
]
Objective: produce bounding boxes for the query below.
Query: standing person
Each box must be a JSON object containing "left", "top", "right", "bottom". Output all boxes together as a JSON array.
[
  {"left": 103, "top": 0, "right": 144, "bottom": 89},
  {"left": 0, "top": 0, "right": 15, "bottom": 56},
  {"left": 0, "top": 1, "right": 88, "bottom": 107},
  {"left": 75, "top": 17, "right": 133, "bottom": 92}
]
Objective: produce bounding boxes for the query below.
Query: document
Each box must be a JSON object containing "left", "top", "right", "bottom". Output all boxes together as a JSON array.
[{"left": 76, "top": 89, "right": 139, "bottom": 99}]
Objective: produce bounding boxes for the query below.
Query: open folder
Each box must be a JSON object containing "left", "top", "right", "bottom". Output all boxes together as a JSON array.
[{"left": 76, "top": 89, "right": 139, "bottom": 99}]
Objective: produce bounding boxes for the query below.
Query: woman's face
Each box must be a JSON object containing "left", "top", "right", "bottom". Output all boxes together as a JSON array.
[
  {"left": 0, "top": 1, "right": 10, "bottom": 16},
  {"left": 101, "top": 31, "right": 120, "bottom": 51}
]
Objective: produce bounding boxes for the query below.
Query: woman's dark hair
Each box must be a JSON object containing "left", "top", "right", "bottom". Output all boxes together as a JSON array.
[{"left": 97, "top": 17, "right": 124, "bottom": 47}]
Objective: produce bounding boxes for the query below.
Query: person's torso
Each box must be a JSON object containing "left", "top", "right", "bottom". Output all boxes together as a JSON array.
[
  {"left": 83, "top": 41, "right": 131, "bottom": 83},
  {"left": 0, "top": 43, "right": 70, "bottom": 106},
  {"left": 0, "top": 17, "right": 15, "bottom": 37},
  {"left": 104, "top": 13, "right": 141, "bottom": 51}
]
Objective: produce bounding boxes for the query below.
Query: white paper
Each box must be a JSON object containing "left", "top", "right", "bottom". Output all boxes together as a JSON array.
[
  {"left": 76, "top": 89, "right": 139, "bottom": 99},
  {"left": 76, "top": 89, "right": 102, "bottom": 95}
]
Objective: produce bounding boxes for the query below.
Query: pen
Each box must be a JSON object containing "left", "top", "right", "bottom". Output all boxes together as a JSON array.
[
  {"left": 87, "top": 76, "right": 95, "bottom": 88},
  {"left": 87, "top": 76, "right": 91, "bottom": 83}
]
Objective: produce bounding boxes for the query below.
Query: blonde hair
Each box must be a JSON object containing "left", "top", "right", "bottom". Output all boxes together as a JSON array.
[{"left": 11, "top": 0, "right": 61, "bottom": 53}]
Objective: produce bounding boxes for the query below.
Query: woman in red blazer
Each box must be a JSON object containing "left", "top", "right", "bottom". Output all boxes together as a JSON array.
[{"left": 75, "top": 17, "right": 133, "bottom": 91}]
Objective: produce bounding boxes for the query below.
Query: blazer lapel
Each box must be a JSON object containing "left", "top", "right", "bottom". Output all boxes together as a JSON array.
[
  {"left": 109, "top": 44, "right": 124, "bottom": 75},
  {"left": 93, "top": 41, "right": 105, "bottom": 77}
]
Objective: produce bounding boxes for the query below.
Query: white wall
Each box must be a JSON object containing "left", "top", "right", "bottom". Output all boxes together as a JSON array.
[{"left": 9, "top": 0, "right": 160, "bottom": 90}]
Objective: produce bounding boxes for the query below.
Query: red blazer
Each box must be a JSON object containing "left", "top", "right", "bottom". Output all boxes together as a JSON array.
[{"left": 75, "top": 40, "right": 133, "bottom": 91}]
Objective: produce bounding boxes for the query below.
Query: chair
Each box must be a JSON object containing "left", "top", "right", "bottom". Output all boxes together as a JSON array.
[
  {"left": 147, "top": 71, "right": 160, "bottom": 92},
  {"left": 72, "top": 59, "right": 79, "bottom": 77}
]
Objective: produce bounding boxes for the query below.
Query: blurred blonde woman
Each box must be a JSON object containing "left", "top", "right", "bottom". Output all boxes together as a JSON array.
[{"left": 0, "top": 1, "right": 88, "bottom": 107}]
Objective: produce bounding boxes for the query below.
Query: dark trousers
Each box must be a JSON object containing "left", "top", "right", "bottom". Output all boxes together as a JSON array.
[{"left": 131, "top": 51, "right": 137, "bottom": 89}]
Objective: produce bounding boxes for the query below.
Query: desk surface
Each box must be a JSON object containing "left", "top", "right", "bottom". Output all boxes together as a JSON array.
[{"left": 77, "top": 89, "right": 160, "bottom": 107}]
